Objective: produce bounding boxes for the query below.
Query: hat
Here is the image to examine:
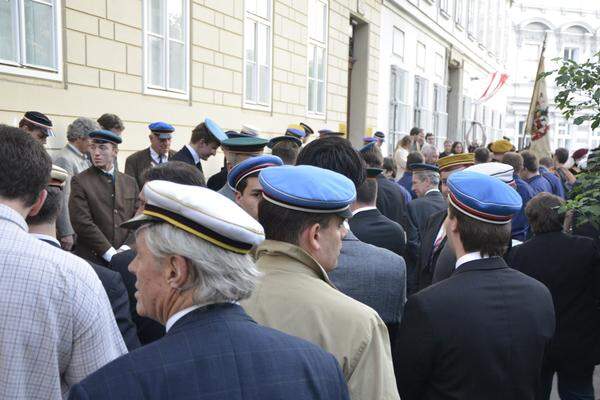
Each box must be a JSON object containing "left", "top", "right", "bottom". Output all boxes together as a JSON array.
[
  {"left": 572, "top": 148, "right": 589, "bottom": 160},
  {"left": 447, "top": 171, "right": 522, "bottom": 224},
  {"left": 221, "top": 137, "right": 269, "bottom": 154},
  {"left": 240, "top": 125, "right": 259, "bottom": 137},
  {"left": 267, "top": 135, "right": 302, "bottom": 149},
  {"left": 89, "top": 129, "right": 122, "bottom": 145},
  {"left": 285, "top": 124, "right": 306, "bottom": 139},
  {"left": 374, "top": 131, "right": 385, "bottom": 140},
  {"left": 437, "top": 153, "right": 475, "bottom": 172},
  {"left": 204, "top": 118, "right": 228, "bottom": 143},
  {"left": 228, "top": 155, "right": 283, "bottom": 191},
  {"left": 148, "top": 121, "right": 174, "bottom": 139},
  {"left": 360, "top": 141, "right": 376, "bottom": 153},
  {"left": 49, "top": 165, "right": 68, "bottom": 188},
  {"left": 259, "top": 165, "right": 357, "bottom": 218},
  {"left": 465, "top": 163, "right": 515, "bottom": 186},
  {"left": 363, "top": 137, "right": 377, "bottom": 144},
  {"left": 411, "top": 163, "right": 440, "bottom": 173},
  {"left": 23, "top": 111, "right": 54, "bottom": 137},
  {"left": 488, "top": 139, "right": 515, "bottom": 154},
  {"left": 121, "top": 180, "right": 265, "bottom": 254},
  {"left": 318, "top": 129, "right": 345, "bottom": 138},
  {"left": 366, "top": 167, "right": 383, "bottom": 178},
  {"left": 225, "top": 130, "right": 245, "bottom": 139},
  {"left": 299, "top": 123, "right": 314, "bottom": 136}
]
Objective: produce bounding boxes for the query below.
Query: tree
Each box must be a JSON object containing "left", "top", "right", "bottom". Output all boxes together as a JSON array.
[{"left": 542, "top": 54, "right": 600, "bottom": 228}]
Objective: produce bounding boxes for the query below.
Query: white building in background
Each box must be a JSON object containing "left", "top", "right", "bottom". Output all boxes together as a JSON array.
[
  {"left": 377, "top": 0, "right": 512, "bottom": 155},
  {"left": 506, "top": 0, "right": 600, "bottom": 151}
]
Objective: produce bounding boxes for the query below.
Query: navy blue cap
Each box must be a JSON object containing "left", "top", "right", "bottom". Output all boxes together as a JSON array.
[
  {"left": 359, "top": 141, "right": 376, "bottom": 153},
  {"left": 267, "top": 135, "right": 302, "bottom": 149},
  {"left": 222, "top": 137, "right": 269, "bottom": 153},
  {"left": 285, "top": 128, "right": 306, "bottom": 139},
  {"left": 148, "top": 121, "right": 174, "bottom": 139},
  {"left": 318, "top": 129, "right": 345, "bottom": 137},
  {"left": 374, "top": 131, "right": 385, "bottom": 139},
  {"left": 259, "top": 165, "right": 356, "bottom": 218},
  {"left": 363, "top": 137, "right": 377, "bottom": 144},
  {"left": 226, "top": 130, "right": 245, "bottom": 139},
  {"left": 204, "top": 118, "right": 228, "bottom": 143},
  {"left": 89, "top": 129, "right": 122, "bottom": 145},
  {"left": 228, "top": 155, "right": 283, "bottom": 191},
  {"left": 410, "top": 163, "right": 439, "bottom": 173},
  {"left": 447, "top": 171, "right": 522, "bottom": 224},
  {"left": 23, "top": 111, "right": 54, "bottom": 137},
  {"left": 300, "top": 123, "right": 314, "bottom": 135}
]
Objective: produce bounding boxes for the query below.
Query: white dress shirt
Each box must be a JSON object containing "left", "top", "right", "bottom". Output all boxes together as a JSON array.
[
  {"left": 352, "top": 206, "right": 377, "bottom": 216},
  {"left": 165, "top": 305, "right": 203, "bottom": 332},
  {"left": 0, "top": 204, "right": 126, "bottom": 399},
  {"left": 425, "top": 188, "right": 440, "bottom": 196},
  {"left": 149, "top": 147, "right": 168, "bottom": 165},
  {"left": 455, "top": 251, "right": 490, "bottom": 270},
  {"left": 185, "top": 143, "right": 201, "bottom": 165}
]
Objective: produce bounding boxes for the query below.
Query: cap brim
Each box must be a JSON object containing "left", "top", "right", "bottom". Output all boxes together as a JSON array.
[
  {"left": 46, "top": 128, "right": 55, "bottom": 137},
  {"left": 157, "top": 133, "right": 172, "bottom": 139},
  {"left": 120, "top": 213, "right": 163, "bottom": 230}
]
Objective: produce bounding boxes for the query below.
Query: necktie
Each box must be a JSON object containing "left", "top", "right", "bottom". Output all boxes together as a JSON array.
[{"left": 158, "top": 155, "right": 164, "bottom": 164}]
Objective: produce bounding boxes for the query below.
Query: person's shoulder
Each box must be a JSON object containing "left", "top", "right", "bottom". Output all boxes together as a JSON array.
[
  {"left": 117, "top": 170, "right": 138, "bottom": 185},
  {"left": 125, "top": 148, "right": 149, "bottom": 162},
  {"left": 339, "top": 239, "right": 406, "bottom": 280}
]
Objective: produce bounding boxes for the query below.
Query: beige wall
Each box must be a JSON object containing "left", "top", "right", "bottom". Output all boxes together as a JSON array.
[{"left": 0, "top": 0, "right": 381, "bottom": 178}]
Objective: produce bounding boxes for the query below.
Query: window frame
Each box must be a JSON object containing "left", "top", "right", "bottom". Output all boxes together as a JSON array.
[
  {"left": 413, "top": 75, "right": 430, "bottom": 131},
  {"left": 392, "top": 26, "right": 405, "bottom": 60},
  {"left": 432, "top": 83, "right": 448, "bottom": 146},
  {"left": 0, "top": 0, "right": 63, "bottom": 81},
  {"left": 142, "top": 0, "right": 190, "bottom": 100},
  {"left": 563, "top": 47, "right": 580, "bottom": 63},
  {"left": 306, "top": 0, "right": 328, "bottom": 118},
  {"left": 243, "top": 0, "right": 273, "bottom": 111},
  {"left": 454, "top": 0, "right": 464, "bottom": 28},
  {"left": 440, "top": 0, "right": 451, "bottom": 18},
  {"left": 388, "top": 65, "right": 411, "bottom": 154}
]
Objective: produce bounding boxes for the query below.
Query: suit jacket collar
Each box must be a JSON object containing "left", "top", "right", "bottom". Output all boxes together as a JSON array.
[
  {"left": 168, "top": 303, "right": 254, "bottom": 334},
  {"left": 352, "top": 208, "right": 381, "bottom": 219},
  {"left": 452, "top": 256, "right": 508, "bottom": 275},
  {"left": 343, "top": 230, "right": 360, "bottom": 242},
  {"left": 425, "top": 190, "right": 443, "bottom": 199}
]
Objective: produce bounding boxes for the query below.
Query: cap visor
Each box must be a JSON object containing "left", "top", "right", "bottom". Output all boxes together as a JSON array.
[
  {"left": 120, "top": 213, "right": 162, "bottom": 230},
  {"left": 46, "top": 128, "right": 55, "bottom": 137},
  {"left": 158, "top": 133, "right": 172, "bottom": 139}
]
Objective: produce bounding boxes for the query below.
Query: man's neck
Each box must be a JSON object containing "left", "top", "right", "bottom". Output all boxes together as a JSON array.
[
  {"left": 522, "top": 170, "right": 538, "bottom": 180},
  {"left": 96, "top": 162, "right": 114, "bottom": 173},
  {"left": 28, "top": 223, "right": 56, "bottom": 238},
  {"left": 159, "top": 293, "right": 195, "bottom": 326}
]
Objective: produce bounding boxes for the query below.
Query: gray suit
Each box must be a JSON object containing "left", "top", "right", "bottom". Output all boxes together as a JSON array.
[
  {"left": 53, "top": 144, "right": 92, "bottom": 240},
  {"left": 217, "top": 183, "right": 236, "bottom": 201}
]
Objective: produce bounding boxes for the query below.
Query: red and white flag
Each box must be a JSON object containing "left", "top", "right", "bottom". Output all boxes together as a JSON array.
[
  {"left": 479, "top": 72, "right": 509, "bottom": 102},
  {"left": 525, "top": 37, "right": 552, "bottom": 158}
]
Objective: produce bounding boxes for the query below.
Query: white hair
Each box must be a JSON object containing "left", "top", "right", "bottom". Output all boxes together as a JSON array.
[
  {"left": 421, "top": 144, "right": 437, "bottom": 158},
  {"left": 67, "top": 117, "right": 99, "bottom": 142},
  {"left": 414, "top": 170, "right": 440, "bottom": 187},
  {"left": 138, "top": 223, "right": 260, "bottom": 304}
]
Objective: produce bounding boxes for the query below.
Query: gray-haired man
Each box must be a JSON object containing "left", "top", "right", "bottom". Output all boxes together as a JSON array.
[{"left": 53, "top": 117, "right": 98, "bottom": 250}]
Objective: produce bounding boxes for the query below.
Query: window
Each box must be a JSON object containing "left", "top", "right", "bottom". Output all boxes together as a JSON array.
[
  {"left": 435, "top": 53, "right": 444, "bottom": 79},
  {"left": 392, "top": 27, "right": 404, "bottom": 60},
  {"left": 455, "top": 0, "right": 464, "bottom": 26},
  {"left": 462, "top": 96, "right": 473, "bottom": 138},
  {"left": 467, "top": 0, "right": 476, "bottom": 37},
  {"left": 414, "top": 76, "right": 429, "bottom": 130},
  {"left": 433, "top": 84, "right": 448, "bottom": 144},
  {"left": 307, "top": 0, "right": 327, "bottom": 115},
  {"left": 563, "top": 47, "right": 580, "bottom": 62},
  {"left": 389, "top": 65, "right": 410, "bottom": 153},
  {"left": 0, "top": 0, "right": 62, "bottom": 80},
  {"left": 416, "top": 42, "right": 426, "bottom": 71},
  {"left": 440, "top": 0, "right": 451, "bottom": 17},
  {"left": 244, "top": 0, "right": 272, "bottom": 108},
  {"left": 144, "top": 0, "right": 189, "bottom": 97}
]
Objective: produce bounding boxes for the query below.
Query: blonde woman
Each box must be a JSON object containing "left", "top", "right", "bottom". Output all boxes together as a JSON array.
[{"left": 394, "top": 135, "right": 411, "bottom": 175}]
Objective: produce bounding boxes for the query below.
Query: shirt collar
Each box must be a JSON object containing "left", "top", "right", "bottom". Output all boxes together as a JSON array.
[
  {"left": 149, "top": 147, "right": 168, "bottom": 164},
  {"left": 0, "top": 204, "right": 28, "bottom": 232},
  {"left": 185, "top": 144, "right": 201, "bottom": 165},
  {"left": 67, "top": 143, "right": 86, "bottom": 159},
  {"left": 425, "top": 188, "right": 440, "bottom": 196},
  {"left": 455, "top": 251, "right": 490, "bottom": 270},
  {"left": 352, "top": 206, "right": 377, "bottom": 216},
  {"left": 31, "top": 233, "right": 60, "bottom": 246},
  {"left": 165, "top": 305, "right": 203, "bottom": 332}
]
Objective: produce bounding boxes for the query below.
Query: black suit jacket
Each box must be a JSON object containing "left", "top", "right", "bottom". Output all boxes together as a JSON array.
[
  {"left": 395, "top": 257, "right": 555, "bottom": 400},
  {"left": 110, "top": 249, "right": 165, "bottom": 345},
  {"left": 349, "top": 208, "right": 406, "bottom": 257},
  {"left": 507, "top": 232, "right": 600, "bottom": 372},
  {"left": 171, "top": 146, "right": 205, "bottom": 176},
  {"left": 416, "top": 210, "right": 447, "bottom": 293},
  {"left": 40, "top": 239, "right": 140, "bottom": 351},
  {"left": 207, "top": 166, "right": 227, "bottom": 191},
  {"left": 375, "top": 174, "right": 410, "bottom": 230}
]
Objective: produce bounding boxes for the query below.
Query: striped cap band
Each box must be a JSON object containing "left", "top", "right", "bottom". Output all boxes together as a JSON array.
[{"left": 448, "top": 192, "right": 512, "bottom": 225}]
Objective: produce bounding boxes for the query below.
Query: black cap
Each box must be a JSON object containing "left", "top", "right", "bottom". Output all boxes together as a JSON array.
[{"left": 267, "top": 135, "right": 302, "bottom": 149}]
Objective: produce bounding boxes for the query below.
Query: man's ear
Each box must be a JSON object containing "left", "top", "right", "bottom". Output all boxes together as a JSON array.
[
  {"left": 235, "top": 190, "right": 243, "bottom": 203},
  {"left": 298, "top": 223, "right": 321, "bottom": 254},
  {"left": 165, "top": 255, "right": 192, "bottom": 290},
  {"left": 27, "top": 189, "right": 48, "bottom": 217}
]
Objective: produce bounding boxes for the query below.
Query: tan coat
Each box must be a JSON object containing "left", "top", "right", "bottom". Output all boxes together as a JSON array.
[
  {"left": 242, "top": 240, "right": 399, "bottom": 400},
  {"left": 69, "top": 166, "right": 138, "bottom": 263}
]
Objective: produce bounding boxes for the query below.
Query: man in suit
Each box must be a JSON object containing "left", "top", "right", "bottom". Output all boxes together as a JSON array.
[
  {"left": 27, "top": 165, "right": 140, "bottom": 351},
  {"left": 171, "top": 117, "right": 227, "bottom": 178},
  {"left": 53, "top": 117, "right": 98, "bottom": 251},
  {"left": 124, "top": 122, "right": 176, "bottom": 189},
  {"left": 110, "top": 161, "right": 207, "bottom": 345},
  {"left": 508, "top": 193, "right": 600, "bottom": 400},
  {"left": 349, "top": 167, "right": 406, "bottom": 257},
  {"left": 69, "top": 180, "right": 350, "bottom": 400},
  {"left": 397, "top": 152, "right": 424, "bottom": 199},
  {"left": 295, "top": 137, "right": 406, "bottom": 374},
  {"left": 70, "top": 130, "right": 138, "bottom": 265},
  {"left": 415, "top": 153, "right": 474, "bottom": 293},
  {"left": 502, "top": 152, "right": 536, "bottom": 241},
  {"left": 395, "top": 170, "right": 555, "bottom": 400}
]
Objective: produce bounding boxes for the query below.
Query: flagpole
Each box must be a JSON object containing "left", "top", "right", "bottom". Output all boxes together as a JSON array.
[{"left": 521, "top": 33, "right": 547, "bottom": 150}]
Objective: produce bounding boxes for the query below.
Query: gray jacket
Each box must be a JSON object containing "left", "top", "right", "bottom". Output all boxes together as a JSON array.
[{"left": 53, "top": 144, "right": 91, "bottom": 239}]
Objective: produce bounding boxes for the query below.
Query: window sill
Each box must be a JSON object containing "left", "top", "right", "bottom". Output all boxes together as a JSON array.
[
  {"left": 243, "top": 101, "right": 272, "bottom": 112},
  {"left": 306, "top": 111, "right": 327, "bottom": 120},
  {"left": 0, "top": 63, "right": 62, "bottom": 82},
  {"left": 144, "top": 87, "right": 189, "bottom": 100},
  {"left": 440, "top": 10, "right": 451, "bottom": 19}
]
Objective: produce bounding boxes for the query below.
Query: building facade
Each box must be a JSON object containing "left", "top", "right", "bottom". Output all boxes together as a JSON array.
[
  {"left": 377, "top": 0, "right": 512, "bottom": 155},
  {"left": 0, "top": 0, "right": 382, "bottom": 176},
  {"left": 505, "top": 0, "right": 600, "bottom": 151}
]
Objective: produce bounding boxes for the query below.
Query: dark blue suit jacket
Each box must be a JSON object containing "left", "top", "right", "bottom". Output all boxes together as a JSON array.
[
  {"left": 397, "top": 171, "right": 416, "bottom": 199},
  {"left": 171, "top": 145, "right": 203, "bottom": 174},
  {"left": 68, "top": 304, "right": 350, "bottom": 400}
]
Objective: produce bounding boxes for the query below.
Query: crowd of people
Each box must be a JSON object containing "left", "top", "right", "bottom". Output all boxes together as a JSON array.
[{"left": 0, "top": 111, "right": 599, "bottom": 400}]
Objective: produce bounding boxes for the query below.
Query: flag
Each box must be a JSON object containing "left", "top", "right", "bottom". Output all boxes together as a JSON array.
[
  {"left": 479, "top": 72, "right": 509, "bottom": 102},
  {"left": 525, "top": 35, "right": 551, "bottom": 158}
]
